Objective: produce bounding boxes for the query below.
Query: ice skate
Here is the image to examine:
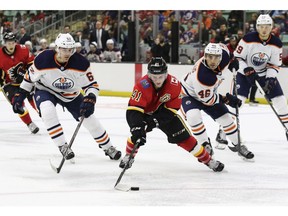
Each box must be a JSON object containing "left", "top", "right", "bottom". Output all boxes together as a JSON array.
[
  {"left": 119, "top": 154, "right": 134, "bottom": 169},
  {"left": 27, "top": 122, "right": 39, "bottom": 134},
  {"left": 237, "top": 144, "right": 254, "bottom": 160},
  {"left": 206, "top": 158, "right": 224, "bottom": 172},
  {"left": 104, "top": 146, "right": 122, "bottom": 160},
  {"left": 249, "top": 99, "right": 259, "bottom": 106},
  {"left": 59, "top": 143, "right": 75, "bottom": 160},
  {"left": 202, "top": 138, "right": 214, "bottom": 156},
  {"left": 215, "top": 128, "right": 228, "bottom": 150}
]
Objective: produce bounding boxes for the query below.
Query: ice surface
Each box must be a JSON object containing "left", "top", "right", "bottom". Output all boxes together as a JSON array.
[{"left": 1, "top": 93, "right": 288, "bottom": 215}]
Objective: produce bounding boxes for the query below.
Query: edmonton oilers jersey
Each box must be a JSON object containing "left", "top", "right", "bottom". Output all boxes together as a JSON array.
[
  {"left": 181, "top": 45, "right": 231, "bottom": 106},
  {"left": 21, "top": 49, "right": 99, "bottom": 102},
  {"left": 234, "top": 31, "right": 282, "bottom": 77}
]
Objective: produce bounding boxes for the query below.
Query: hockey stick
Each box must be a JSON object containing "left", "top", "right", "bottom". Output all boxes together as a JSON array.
[
  {"left": 50, "top": 116, "right": 85, "bottom": 173},
  {"left": 228, "top": 69, "right": 242, "bottom": 153},
  {"left": 255, "top": 80, "right": 288, "bottom": 140},
  {"left": 114, "top": 140, "right": 140, "bottom": 191},
  {"left": 0, "top": 83, "right": 12, "bottom": 104}
]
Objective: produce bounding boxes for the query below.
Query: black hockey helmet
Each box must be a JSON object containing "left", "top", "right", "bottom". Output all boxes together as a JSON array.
[
  {"left": 148, "top": 57, "right": 167, "bottom": 74},
  {"left": 3, "top": 32, "right": 16, "bottom": 42}
]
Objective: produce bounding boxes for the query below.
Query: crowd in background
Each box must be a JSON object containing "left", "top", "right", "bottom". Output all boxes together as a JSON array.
[{"left": 1, "top": 10, "right": 288, "bottom": 65}]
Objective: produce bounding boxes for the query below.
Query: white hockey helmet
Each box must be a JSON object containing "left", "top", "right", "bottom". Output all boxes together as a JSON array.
[
  {"left": 55, "top": 33, "right": 75, "bottom": 49},
  {"left": 256, "top": 14, "right": 273, "bottom": 26},
  {"left": 204, "top": 43, "right": 222, "bottom": 56},
  {"left": 204, "top": 43, "right": 222, "bottom": 70}
]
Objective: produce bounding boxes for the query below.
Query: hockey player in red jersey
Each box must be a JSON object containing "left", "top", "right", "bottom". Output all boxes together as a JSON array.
[
  {"left": 119, "top": 57, "right": 224, "bottom": 172},
  {"left": 181, "top": 43, "right": 254, "bottom": 160},
  {"left": 0, "top": 32, "right": 39, "bottom": 134},
  {"left": 12, "top": 33, "right": 121, "bottom": 161}
]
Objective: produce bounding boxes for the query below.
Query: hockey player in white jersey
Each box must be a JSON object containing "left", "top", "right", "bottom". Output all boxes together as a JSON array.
[
  {"left": 216, "top": 14, "right": 288, "bottom": 144},
  {"left": 181, "top": 43, "right": 254, "bottom": 160},
  {"left": 12, "top": 33, "right": 121, "bottom": 161}
]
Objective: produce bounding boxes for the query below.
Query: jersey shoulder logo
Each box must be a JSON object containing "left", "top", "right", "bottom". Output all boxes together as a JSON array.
[
  {"left": 52, "top": 77, "right": 74, "bottom": 90},
  {"left": 251, "top": 52, "right": 269, "bottom": 66},
  {"left": 140, "top": 79, "right": 150, "bottom": 89}
]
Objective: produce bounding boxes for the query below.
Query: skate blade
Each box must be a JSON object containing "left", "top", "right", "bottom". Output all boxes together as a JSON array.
[
  {"left": 240, "top": 156, "right": 255, "bottom": 162},
  {"left": 215, "top": 143, "right": 227, "bottom": 150}
]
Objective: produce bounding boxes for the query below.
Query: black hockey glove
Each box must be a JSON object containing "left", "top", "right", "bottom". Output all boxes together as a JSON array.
[
  {"left": 244, "top": 67, "right": 258, "bottom": 85},
  {"left": 263, "top": 77, "right": 277, "bottom": 95},
  {"left": 221, "top": 93, "right": 242, "bottom": 108},
  {"left": 228, "top": 58, "right": 239, "bottom": 72},
  {"left": 8, "top": 66, "right": 25, "bottom": 83},
  {"left": 80, "top": 93, "right": 96, "bottom": 118},
  {"left": 12, "top": 89, "right": 27, "bottom": 114},
  {"left": 130, "top": 126, "right": 146, "bottom": 147}
]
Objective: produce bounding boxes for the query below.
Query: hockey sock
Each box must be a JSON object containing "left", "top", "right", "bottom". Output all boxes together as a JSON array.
[
  {"left": 186, "top": 109, "right": 209, "bottom": 144},
  {"left": 19, "top": 109, "right": 32, "bottom": 125},
  {"left": 82, "top": 115, "right": 113, "bottom": 150},
  {"left": 272, "top": 95, "right": 288, "bottom": 127},
  {"left": 40, "top": 101, "right": 66, "bottom": 147},
  {"left": 125, "top": 139, "right": 139, "bottom": 156},
  {"left": 216, "top": 113, "right": 238, "bottom": 144},
  {"left": 178, "top": 136, "right": 211, "bottom": 163}
]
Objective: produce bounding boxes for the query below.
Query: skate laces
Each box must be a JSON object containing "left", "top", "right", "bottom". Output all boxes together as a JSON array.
[
  {"left": 239, "top": 145, "right": 249, "bottom": 156},
  {"left": 105, "top": 146, "right": 117, "bottom": 156},
  {"left": 207, "top": 159, "right": 219, "bottom": 169}
]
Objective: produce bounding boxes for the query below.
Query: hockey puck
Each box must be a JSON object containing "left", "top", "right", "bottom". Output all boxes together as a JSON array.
[{"left": 130, "top": 187, "right": 140, "bottom": 191}]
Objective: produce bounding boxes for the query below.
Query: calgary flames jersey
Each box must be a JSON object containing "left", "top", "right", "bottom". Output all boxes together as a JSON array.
[
  {"left": 127, "top": 74, "right": 182, "bottom": 115},
  {"left": 0, "top": 44, "right": 34, "bottom": 85},
  {"left": 20, "top": 49, "right": 99, "bottom": 102}
]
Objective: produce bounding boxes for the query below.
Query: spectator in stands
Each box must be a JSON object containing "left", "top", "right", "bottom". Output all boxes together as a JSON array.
[
  {"left": 49, "top": 43, "right": 56, "bottom": 51},
  {"left": 150, "top": 34, "right": 170, "bottom": 63},
  {"left": 226, "top": 35, "right": 238, "bottom": 53},
  {"left": 18, "top": 13, "right": 30, "bottom": 31},
  {"left": 81, "top": 21, "right": 91, "bottom": 52},
  {"left": 214, "top": 23, "right": 229, "bottom": 43},
  {"left": 63, "top": 25, "right": 72, "bottom": 34},
  {"left": 270, "top": 10, "right": 286, "bottom": 33},
  {"left": 237, "top": 29, "right": 244, "bottom": 41},
  {"left": 89, "top": 21, "right": 110, "bottom": 51},
  {"left": 102, "top": 39, "right": 122, "bottom": 63},
  {"left": 87, "top": 42, "right": 103, "bottom": 62},
  {"left": 211, "top": 11, "right": 228, "bottom": 33},
  {"left": 18, "top": 26, "right": 31, "bottom": 45},
  {"left": 200, "top": 22, "right": 210, "bottom": 46},
  {"left": 227, "top": 10, "right": 244, "bottom": 35},
  {"left": 75, "top": 42, "right": 87, "bottom": 57},
  {"left": 120, "top": 33, "right": 129, "bottom": 62},
  {"left": 24, "top": 40, "right": 36, "bottom": 56},
  {"left": 36, "top": 38, "right": 49, "bottom": 54},
  {"left": 160, "top": 21, "right": 172, "bottom": 43},
  {"left": 202, "top": 11, "right": 212, "bottom": 31},
  {"left": 182, "top": 21, "right": 198, "bottom": 44},
  {"left": 245, "top": 12, "right": 258, "bottom": 33}
]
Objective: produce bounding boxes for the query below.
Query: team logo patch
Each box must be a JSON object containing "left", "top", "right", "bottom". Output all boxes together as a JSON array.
[
  {"left": 159, "top": 94, "right": 171, "bottom": 102},
  {"left": 251, "top": 52, "right": 269, "bottom": 67},
  {"left": 52, "top": 77, "right": 74, "bottom": 90},
  {"left": 140, "top": 79, "right": 150, "bottom": 89},
  {"left": 185, "top": 100, "right": 191, "bottom": 105}
]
